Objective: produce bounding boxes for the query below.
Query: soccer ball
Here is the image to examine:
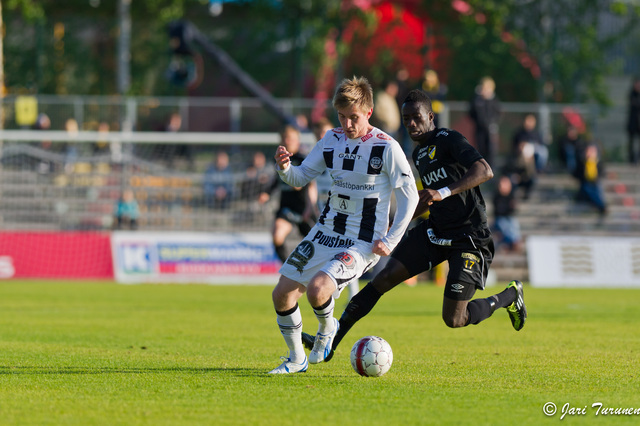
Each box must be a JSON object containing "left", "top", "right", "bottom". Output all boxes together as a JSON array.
[{"left": 350, "top": 336, "right": 393, "bottom": 377}]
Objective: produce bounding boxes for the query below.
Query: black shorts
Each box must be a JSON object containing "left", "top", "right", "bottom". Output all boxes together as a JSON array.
[
  {"left": 276, "top": 207, "right": 313, "bottom": 236},
  {"left": 391, "top": 220, "right": 494, "bottom": 301}
]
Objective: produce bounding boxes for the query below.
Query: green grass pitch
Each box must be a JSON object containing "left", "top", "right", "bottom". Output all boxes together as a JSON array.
[{"left": 0, "top": 280, "right": 639, "bottom": 425}]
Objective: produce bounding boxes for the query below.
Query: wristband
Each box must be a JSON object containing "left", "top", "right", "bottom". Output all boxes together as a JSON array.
[{"left": 437, "top": 186, "right": 451, "bottom": 200}]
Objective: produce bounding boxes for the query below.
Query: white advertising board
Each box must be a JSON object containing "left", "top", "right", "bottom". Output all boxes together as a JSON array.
[
  {"left": 526, "top": 235, "right": 640, "bottom": 287},
  {"left": 111, "top": 231, "right": 280, "bottom": 284}
]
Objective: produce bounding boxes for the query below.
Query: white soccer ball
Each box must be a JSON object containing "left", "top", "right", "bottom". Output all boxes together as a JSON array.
[{"left": 350, "top": 335, "right": 393, "bottom": 377}]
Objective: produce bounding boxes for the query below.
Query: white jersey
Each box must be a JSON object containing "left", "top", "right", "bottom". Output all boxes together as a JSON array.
[{"left": 278, "top": 126, "right": 416, "bottom": 252}]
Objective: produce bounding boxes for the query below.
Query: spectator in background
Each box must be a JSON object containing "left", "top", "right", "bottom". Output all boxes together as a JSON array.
[
  {"left": 260, "top": 125, "right": 317, "bottom": 263},
  {"left": 513, "top": 114, "right": 548, "bottom": 173},
  {"left": 295, "top": 113, "right": 311, "bottom": 133},
  {"left": 514, "top": 114, "right": 549, "bottom": 173},
  {"left": 394, "top": 66, "right": 411, "bottom": 108},
  {"left": 420, "top": 69, "right": 447, "bottom": 127},
  {"left": 627, "top": 77, "right": 640, "bottom": 164},
  {"left": 33, "top": 113, "right": 53, "bottom": 173},
  {"left": 240, "top": 150, "right": 273, "bottom": 202},
  {"left": 557, "top": 124, "right": 584, "bottom": 175},
  {"left": 165, "top": 112, "right": 195, "bottom": 171},
  {"left": 394, "top": 67, "right": 412, "bottom": 154},
  {"left": 492, "top": 175, "right": 522, "bottom": 252},
  {"left": 93, "top": 121, "right": 111, "bottom": 154},
  {"left": 203, "top": 151, "right": 234, "bottom": 209},
  {"left": 574, "top": 143, "right": 608, "bottom": 218},
  {"left": 371, "top": 80, "right": 401, "bottom": 139},
  {"left": 64, "top": 118, "right": 80, "bottom": 173},
  {"left": 504, "top": 114, "right": 540, "bottom": 200},
  {"left": 113, "top": 188, "right": 140, "bottom": 230},
  {"left": 469, "top": 76, "right": 501, "bottom": 167}
]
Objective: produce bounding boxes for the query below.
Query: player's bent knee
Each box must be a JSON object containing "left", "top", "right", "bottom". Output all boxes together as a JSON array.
[{"left": 442, "top": 313, "right": 467, "bottom": 328}]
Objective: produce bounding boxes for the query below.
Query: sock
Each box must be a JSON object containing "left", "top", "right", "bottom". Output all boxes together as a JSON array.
[
  {"left": 333, "top": 282, "right": 383, "bottom": 350},
  {"left": 465, "top": 286, "right": 517, "bottom": 326},
  {"left": 466, "top": 298, "right": 495, "bottom": 325},
  {"left": 276, "top": 304, "right": 305, "bottom": 363},
  {"left": 490, "top": 285, "right": 518, "bottom": 309},
  {"left": 312, "top": 297, "right": 336, "bottom": 335},
  {"left": 274, "top": 244, "right": 288, "bottom": 263}
]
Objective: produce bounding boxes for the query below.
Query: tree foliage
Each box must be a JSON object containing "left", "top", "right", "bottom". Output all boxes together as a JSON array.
[
  {"left": 2, "top": 0, "right": 639, "bottom": 104},
  {"left": 434, "top": 0, "right": 640, "bottom": 103}
]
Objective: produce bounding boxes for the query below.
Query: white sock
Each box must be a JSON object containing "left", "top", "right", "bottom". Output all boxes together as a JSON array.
[
  {"left": 276, "top": 306, "right": 305, "bottom": 363},
  {"left": 348, "top": 281, "right": 359, "bottom": 300},
  {"left": 313, "top": 297, "right": 336, "bottom": 335}
]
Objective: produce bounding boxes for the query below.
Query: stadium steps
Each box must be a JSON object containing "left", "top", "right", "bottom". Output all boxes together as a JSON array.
[{"left": 489, "top": 164, "right": 640, "bottom": 282}]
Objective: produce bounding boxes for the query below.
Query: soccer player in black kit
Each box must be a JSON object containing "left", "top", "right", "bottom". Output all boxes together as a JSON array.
[
  {"left": 303, "top": 89, "right": 527, "bottom": 360},
  {"left": 261, "top": 125, "right": 317, "bottom": 263}
]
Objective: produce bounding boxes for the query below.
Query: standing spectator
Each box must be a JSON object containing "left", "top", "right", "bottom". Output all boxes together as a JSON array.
[
  {"left": 260, "top": 125, "right": 317, "bottom": 264},
  {"left": 165, "top": 112, "right": 194, "bottom": 171},
  {"left": 627, "top": 77, "right": 640, "bottom": 164},
  {"left": 113, "top": 188, "right": 140, "bottom": 230},
  {"left": 469, "top": 76, "right": 501, "bottom": 167},
  {"left": 394, "top": 66, "right": 411, "bottom": 108},
  {"left": 492, "top": 175, "right": 522, "bottom": 252},
  {"left": 574, "top": 143, "right": 608, "bottom": 217},
  {"left": 557, "top": 124, "right": 584, "bottom": 175},
  {"left": 371, "top": 80, "right": 401, "bottom": 139},
  {"left": 33, "top": 113, "right": 53, "bottom": 173},
  {"left": 64, "top": 118, "right": 80, "bottom": 173},
  {"left": 420, "top": 69, "right": 447, "bottom": 127},
  {"left": 203, "top": 151, "right": 233, "bottom": 209},
  {"left": 394, "top": 66, "right": 413, "bottom": 154}
]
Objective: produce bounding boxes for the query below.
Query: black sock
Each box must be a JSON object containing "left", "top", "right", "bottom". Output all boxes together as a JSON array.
[
  {"left": 491, "top": 286, "right": 517, "bottom": 309},
  {"left": 466, "top": 299, "right": 494, "bottom": 325},
  {"left": 274, "top": 244, "right": 288, "bottom": 263},
  {"left": 332, "top": 282, "right": 383, "bottom": 351}
]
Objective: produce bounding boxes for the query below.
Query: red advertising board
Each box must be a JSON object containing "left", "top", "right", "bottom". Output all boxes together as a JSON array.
[{"left": 0, "top": 232, "right": 113, "bottom": 279}]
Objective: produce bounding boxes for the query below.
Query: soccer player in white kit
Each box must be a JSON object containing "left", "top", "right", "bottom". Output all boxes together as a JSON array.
[{"left": 269, "top": 76, "right": 419, "bottom": 374}]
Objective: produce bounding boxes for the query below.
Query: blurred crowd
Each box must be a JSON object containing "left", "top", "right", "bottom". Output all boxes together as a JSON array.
[{"left": 11, "top": 70, "right": 639, "bottom": 242}]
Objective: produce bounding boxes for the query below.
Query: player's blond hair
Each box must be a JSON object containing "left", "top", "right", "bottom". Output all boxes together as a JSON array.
[{"left": 332, "top": 76, "right": 374, "bottom": 113}]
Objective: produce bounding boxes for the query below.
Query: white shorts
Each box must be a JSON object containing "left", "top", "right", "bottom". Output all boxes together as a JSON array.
[{"left": 279, "top": 225, "right": 380, "bottom": 299}]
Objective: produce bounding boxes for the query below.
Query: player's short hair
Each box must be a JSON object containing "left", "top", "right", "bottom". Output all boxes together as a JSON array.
[
  {"left": 332, "top": 76, "right": 374, "bottom": 113},
  {"left": 403, "top": 89, "right": 433, "bottom": 112}
]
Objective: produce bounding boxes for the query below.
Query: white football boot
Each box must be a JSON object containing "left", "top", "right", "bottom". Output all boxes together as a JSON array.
[
  {"left": 308, "top": 318, "right": 339, "bottom": 364},
  {"left": 268, "top": 354, "right": 308, "bottom": 374}
]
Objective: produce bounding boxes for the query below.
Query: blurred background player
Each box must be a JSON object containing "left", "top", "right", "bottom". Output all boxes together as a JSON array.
[
  {"left": 260, "top": 125, "right": 317, "bottom": 263},
  {"left": 268, "top": 76, "right": 418, "bottom": 374}
]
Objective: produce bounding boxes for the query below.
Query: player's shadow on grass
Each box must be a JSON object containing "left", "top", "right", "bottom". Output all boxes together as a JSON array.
[{"left": 0, "top": 366, "right": 266, "bottom": 377}]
